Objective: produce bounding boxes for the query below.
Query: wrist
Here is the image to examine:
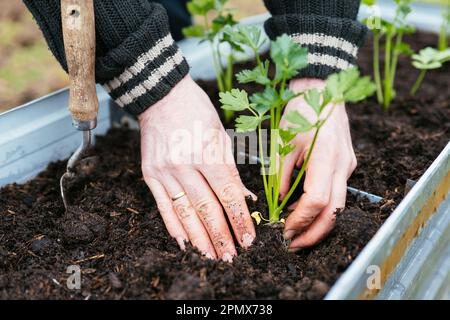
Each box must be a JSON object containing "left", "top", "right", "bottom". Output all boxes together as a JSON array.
[
  {"left": 138, "top": 75, "right": 193, "bottom": 125},
  {"left": 289, "top": 78, "right": 326, "bottom": 93}
]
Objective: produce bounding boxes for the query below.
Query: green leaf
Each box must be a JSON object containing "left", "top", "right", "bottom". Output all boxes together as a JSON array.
[
  {"left": 394, "top": 42, "right": 413, "bottom": 57},
  {"left": 281, "top": 89, "right": 296, "bottom": 103},
  {"left": 412, "top": 47, "right": 450, "bottom": 70},
  {"left": 344, "top": 76, "right": 377, "bottom": 103},
  {"left": 279, "top": 129, "right": 296, "bottom": 144},
  {"left": 279, "top": 143, "right": 296, "bottom": 157},
  {"left": 236, "top": 61, "right": 271, "bottom": 85},
  {"left": 186, "top": 0, "right": 215, "bottom": 16},
  {"left": 304, "top": 89, "right": 322, "bottom": 116},
  {"left": 212, "top": 13, "right": 237, "bottom": 33},
  {"left": 284, "top": 110, "right": 313, "bottom": 133},
  {"left": 224, "top": 25, "right": 267, "bottom": 51},
  {"left": 325, "top": 67, "right": 376, "bottom": 104},
  {"left": 182, "top": 25, "right": 205, "bottom": 38},
  {"left": 220, "top": 89, "right": 253, "bottom": 111},
  {"left": 250, "top": 87, "right": 279, "bottom": 115},
  {"left": 235, "top": 115, "right": 260, "bottom": 133},
  {"left": 271, "top": 34, "right": 308, "bottom": 81},
  {"left": 362, "top": 0, "right": 377, "bottom": 5}
]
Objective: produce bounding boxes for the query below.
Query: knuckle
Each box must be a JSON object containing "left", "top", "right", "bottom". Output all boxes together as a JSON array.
[
  {"left": 219, "top": 182, "right": 241, "bottom": 201},
  {"left": 174, "top": 202, "right": 193, "bottom": 220},
  {"left": 195, "top": 199, "right": 221, "bottom": 218},
  {"left": 306, "top": 193, "right": 329, "bottom": 208},
  {"left": 293, "top": 213, "right": 315, "bottom": 226}
]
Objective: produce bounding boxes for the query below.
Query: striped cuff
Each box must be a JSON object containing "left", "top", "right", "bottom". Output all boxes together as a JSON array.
[
  {"left": 96, "top": 10, "right": 190, "bottom": 115},
  {"left": 265, "top": 14, "right": 368, "bottom": 79}
]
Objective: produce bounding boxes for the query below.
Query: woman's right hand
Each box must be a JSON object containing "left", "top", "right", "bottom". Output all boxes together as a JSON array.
[{"left": 138, "top": 75, "right": 256, "bottom": 262}]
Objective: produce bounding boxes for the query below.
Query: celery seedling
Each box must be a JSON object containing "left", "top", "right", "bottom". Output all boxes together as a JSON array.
[
  {"left": 183, "top": 0, "right": 242, "bottom": 122},
  {"left": 365, "top": 0, "right": 415, "bottom": 109},
  {"left": 220, "top": 27, "right": 376, "bottom": 223},
  {"left": 410, "top": 47, "right": 450, "bottom": 96}
]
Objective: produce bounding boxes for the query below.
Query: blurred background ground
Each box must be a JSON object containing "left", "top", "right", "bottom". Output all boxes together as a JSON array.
[{"left": 0, "top": 0, "right": 446, "bottom": 113}]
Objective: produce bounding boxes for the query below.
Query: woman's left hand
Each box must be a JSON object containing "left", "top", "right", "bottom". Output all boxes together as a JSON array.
[{"left": 279, "top": 78, "right": 357, "bottom": 252}]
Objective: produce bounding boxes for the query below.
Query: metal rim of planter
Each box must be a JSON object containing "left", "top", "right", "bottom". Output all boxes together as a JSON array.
[{"left": 0, "top": 2, "right": 449, "bottom": 300}]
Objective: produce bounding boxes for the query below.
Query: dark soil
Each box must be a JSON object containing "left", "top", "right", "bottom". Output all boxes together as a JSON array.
[{"left": 0, "top": 32, "right": 448, "bottom": 300}]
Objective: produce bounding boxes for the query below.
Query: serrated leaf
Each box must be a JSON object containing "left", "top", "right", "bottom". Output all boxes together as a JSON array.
[
  {"left": 325, "top": 67, "right": 375, "bottom": 104},
  {"left": 235, "top": 115, "right": 260, "bottom": 133},
  {"left": 344, "top": 76, "right": 377, "bottom": 103},
  {"left": 285, "top": 110, "right": 313, "bottom": 132},
  {"left": 304, "top": 89, "right": 322, "bottom": 116},
  {"left": 271, "top": 34, "right": 308, "bottom": 81},
  {"left": 224, "top": 25, "right": 267, "bottom": 51},
  {"left": 281, "top": 89, "right": 297, "bottom": 102},
  {"left": 279, "top": 129, "right": 296, "bottom": 144},
  {"left": 279, "top": 143, "right": 296, "bottom": 157},
  {"left": 220, "top": 89, "right": 252, "bottom": 111},
  {"left": 250, "top": 87, "right": 279, "bottom": 115},
  {"left": 236, "top": 61, "right": 270, "bottom": 85}
]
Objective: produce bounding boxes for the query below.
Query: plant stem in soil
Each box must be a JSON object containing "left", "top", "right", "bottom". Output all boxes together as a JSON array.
[
  {"left": 373, "top": 33, "right": 384, "bottom": 104},
  {"left": 410, "top": 69, "right": 427, "bottom": 96},
  {"left": 383, "top": 32, "right": 394, "bottom": 110}
]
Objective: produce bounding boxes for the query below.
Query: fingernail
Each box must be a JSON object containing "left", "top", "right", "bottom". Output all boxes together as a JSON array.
[
  {"left": 222, "top": 252, "right": 234, "bottom": 263},
  {"left": 288, "top": 247, "right": 302, "bottom": 253},
  {"left": 245, "top": 189, "right": 258, "bottom": 202},
  {"left": 176, "top": 237, "right": 186, "bottom": 251},
  {"left": 283, "top": 229, "right": 296, "bottom": 241},
  {"left": 242, "top": 233, "right": 254, "bottom": 248}
]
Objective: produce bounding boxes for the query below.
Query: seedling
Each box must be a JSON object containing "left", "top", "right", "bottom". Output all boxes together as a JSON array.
[
  {"left": 410, "top": 47, "right": 450, "bottom": 96},
  {"left": 183, "top": 0, "right": 243, "bottom": 122},
  {"left": 364, "top": 0, "right": 415, "bottom": 109},
  {"left": 220, "top": 26, "right": 375, "bottom": 223}
]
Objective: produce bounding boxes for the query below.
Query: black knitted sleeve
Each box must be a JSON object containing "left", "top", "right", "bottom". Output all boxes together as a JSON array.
[
  {"left": 23, "top": 0, "right": 190, "bottom": 115},
  {"left": 263, "top": 0, "right": 368, "bottom": 79}
]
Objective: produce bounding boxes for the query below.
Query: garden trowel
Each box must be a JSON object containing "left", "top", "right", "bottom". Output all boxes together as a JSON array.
[{"left": 59, "top": 0, "right": 99, "bottom": 210}]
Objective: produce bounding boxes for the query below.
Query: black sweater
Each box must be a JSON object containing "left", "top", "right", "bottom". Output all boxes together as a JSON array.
[{"left": 23, "top": 0, "right": 367, "bottom": 116}]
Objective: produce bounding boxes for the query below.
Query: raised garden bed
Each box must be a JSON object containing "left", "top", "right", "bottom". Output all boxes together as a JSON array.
[{"left": 0, "top": 28, "right": 448, "bottom": 299}]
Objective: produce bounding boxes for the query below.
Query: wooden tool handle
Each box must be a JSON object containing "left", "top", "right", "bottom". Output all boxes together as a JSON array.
[{"left": 61, "top": 0, "right": 98, "bottom": 126}]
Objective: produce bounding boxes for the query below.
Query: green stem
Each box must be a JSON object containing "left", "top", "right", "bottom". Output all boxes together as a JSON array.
[
  {"left": 389, "top": 32, "right": 403, "bottom": 87},
  {"left": 373, "top": 33, "right": 384, "bottom": 104},
  {"left": 410, "top": 69, "right": 427, "bottom": 96},
  {"left": 439, "top": 15, "right": 449, "bottom": 51},
  {"left": 274, "top": 126, "right": 321, "bottom": 217},
  {"left": 270, "top": 154, "right": 284, "bottom": 222},
  {"left": 383, "top": 32, "right": 393, "bottom": 110},
  {"left": 223, "top": 54, "right": 235, "bottom": 122},
  {"left": 258, "top": 124, "right": 272, "bottom": 215}
]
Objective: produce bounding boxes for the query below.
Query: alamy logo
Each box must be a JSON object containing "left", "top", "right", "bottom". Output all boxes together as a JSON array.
[
  {"left": 66, "top": 265, "right": 81, "bottom": 290},
  {"left": 366, "top": 265, "right": 381, "bottom": 290}
]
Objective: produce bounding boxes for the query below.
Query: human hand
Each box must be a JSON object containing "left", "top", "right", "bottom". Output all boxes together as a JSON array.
[
  {"left": 138, "top": 75, "right": 256, "bottom": 261},
  {"left": 279, "top": 78, "right": 357, "bottom": 251}
]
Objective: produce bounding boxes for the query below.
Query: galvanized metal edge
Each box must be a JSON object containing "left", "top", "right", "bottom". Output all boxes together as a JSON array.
[
  {"left": 325, "top": 142, "right": 450, "bottom": 300},
  {"left": 378, "top": 195, "right": 450, "bottom": 299},
  {"left": 0, "top": 86, "right": 111, "bottom": 186}
]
